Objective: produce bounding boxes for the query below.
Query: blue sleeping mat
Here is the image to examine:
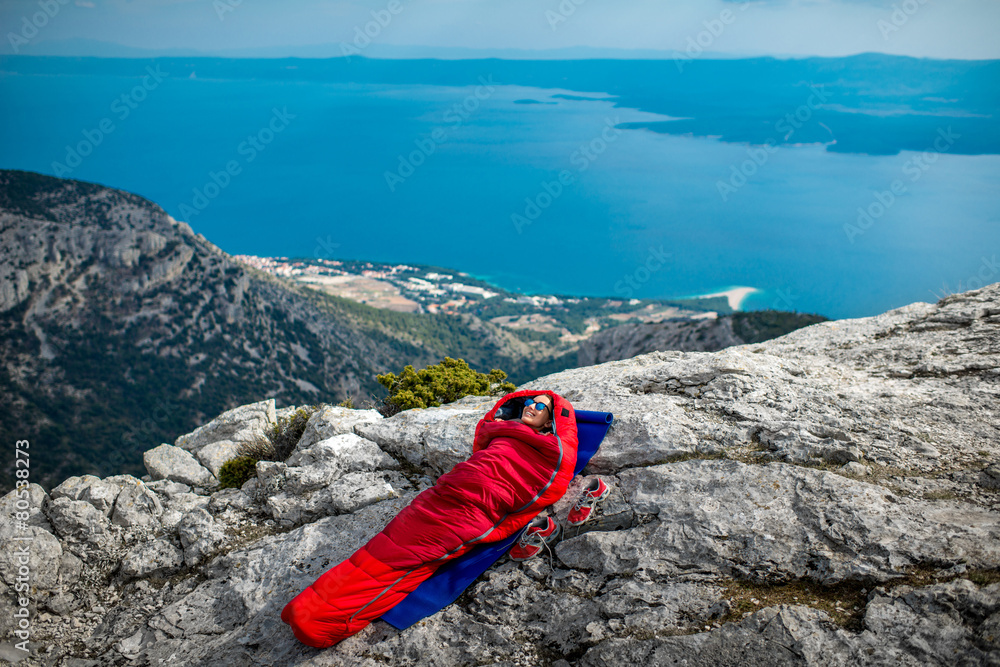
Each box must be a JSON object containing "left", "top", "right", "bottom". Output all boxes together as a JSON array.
[{"left": 380, "top": 409, "right": 614, "bottom": 630}]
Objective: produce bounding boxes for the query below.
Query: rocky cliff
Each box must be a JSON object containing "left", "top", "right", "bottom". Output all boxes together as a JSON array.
[
  {"left": 1, "top": 281, "right": 998, "bottom": 666},
  {"left": 577, "top": 311, "right": 829, "bottom": 366},
  {"left": 0, "top": 170, "right": 519, "bottom": 490}
]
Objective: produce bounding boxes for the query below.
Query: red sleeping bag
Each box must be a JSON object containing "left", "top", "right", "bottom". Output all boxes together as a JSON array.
[{"left": 281, "top": 389, "right": 579, "bottom": 648}]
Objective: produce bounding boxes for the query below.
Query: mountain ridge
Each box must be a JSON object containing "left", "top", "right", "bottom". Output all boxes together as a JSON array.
[
  {"left": 0, "top": 170, "right": 818, "bottom": 491},
  {"left": 0, "top": 276, "right": 996, "bottom": 665}
]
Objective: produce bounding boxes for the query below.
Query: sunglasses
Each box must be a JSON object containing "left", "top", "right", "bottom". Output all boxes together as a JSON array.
[{"left": 523, "top": 399, "right": 551, "bottom": 414}]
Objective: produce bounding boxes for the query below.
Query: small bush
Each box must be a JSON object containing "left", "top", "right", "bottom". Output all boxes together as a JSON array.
[
  {"left": 238, "top": 432, "right": 277, "bottom": 461},
  {"left": 218, "top": 456, "right": 259, "bottom": 489},
  {"left": 269, "top": 406, "right": 318, "bottom": 461},
  {"left": 338, "top": 397, "right": 355, "bottom": 409},
  {"left": 376, "top": 357, "right": 516, "bottom": 417}
]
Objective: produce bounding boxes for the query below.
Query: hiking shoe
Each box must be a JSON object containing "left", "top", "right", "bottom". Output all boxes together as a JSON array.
[
  {"left": 509, "top": 515, "right": 561, "bottom": 562},
  {"left": 566, "top": 477, "right": 610, "bottom": 527}
]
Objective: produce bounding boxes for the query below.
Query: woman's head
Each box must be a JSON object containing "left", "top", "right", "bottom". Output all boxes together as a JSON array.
[{"left": 520, "top": 395, "right": 554, "bottom": 433}]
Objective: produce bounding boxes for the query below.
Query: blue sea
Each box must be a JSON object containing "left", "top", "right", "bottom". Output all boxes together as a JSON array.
[{"left": 1, "top": 59, "right": 998, "bottom": 319}]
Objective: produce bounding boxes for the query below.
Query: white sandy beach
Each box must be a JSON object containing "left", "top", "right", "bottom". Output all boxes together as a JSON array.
[{"left": 691, "top": 286, "right": 761, "bottom": 310}]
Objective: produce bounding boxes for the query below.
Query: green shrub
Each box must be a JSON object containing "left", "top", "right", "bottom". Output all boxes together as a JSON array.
[
  {"left": 218, "top": 456, "right": 259, "bottom": 489},
  {"left": 376, "top": 357, "right": 516, "bottom": 416},
  {"left": 268, "top": 406, "right": 318, "bottom": 461}
]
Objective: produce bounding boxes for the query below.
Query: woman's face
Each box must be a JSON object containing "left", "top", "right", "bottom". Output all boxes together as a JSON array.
[{"left": 521, "top": 395, "right": 554, "bottom": 431}]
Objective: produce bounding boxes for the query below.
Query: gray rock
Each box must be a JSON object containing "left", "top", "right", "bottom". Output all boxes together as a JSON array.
[
  {"left": 0, "top": 483, "right": 51, "bottom": 532},
  {"left": 119, "top": 538, "right": 185, "bottom": 580},
  {"left": 981, "top": 463, "right": 1000, "bottom": 490},
  {"left": 145, "top": 479, "right": 192, "bottom": 497},
  {"left": 557, "top": 459, "right": 1000, "bottom": 583},
  {"left": 177, "top": 508, "right": 226, "bottom": 567},
  {"left": 752, "top": 419, "right": 863, "bottom": 465},
  {"left": 354, "top": 398, "right": 491, "bottom": 472},
  {"left": 173, "top": 398, "right": 276, "bottom": 453},
  {"left": 111, "top": 478, "right": 164, "bottom": 530},
  {"left": 294, "top": 405, "right": 383, "bottom": 451},
  {"left": 159, "top": 492, "right": 212, "bottom": 531},
  {"left": 208, "top": 487, "right": 253, "bottom": 515},
  {"left": 50, "top": 475, "right": 122, "bottom": 516},
  {"left": 857, "top": 578, "right": 1000, "bottom": 665},
  {"left": 265, "top": 471, "right": 401, "bottom": 527},
  {"left": 194, "top": 439, "right": 245, "bottom": 478},
  {"left": 841, "top": 461, "right": 868, "bottom": 476},
  {"left": 45, "top": 497, "right": 114, "bottom": 553},
  {"left": 580, "top": 604, "right": 857, "bottom": 667},
  {"left": 275, "top": 404, "right": 301, "bottom": 421},
  {"left": 255, "top": 460, "right": 287, "bottom": 496},
  {"left": 130, "top": 498, "right": 411, "bottom": 663},
  {"left": 284, "top": 433, "right": 398, "bottom": 487},
  {"left": 144, "top": 443, "right": 216, "bottom": 487},
  {"left": 0, "top": 522, "right": 63, "bottom": 590},
  {"left": 581, "top": 578, "right": 1000, "bottom": 667}
]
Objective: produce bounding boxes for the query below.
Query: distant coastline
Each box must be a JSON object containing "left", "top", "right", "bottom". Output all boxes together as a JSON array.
[{"left": 678, "top": 287, "right": 761, "bottom": 311}]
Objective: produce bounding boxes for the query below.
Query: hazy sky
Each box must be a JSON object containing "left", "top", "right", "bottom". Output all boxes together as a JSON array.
[{"left": 1, "top": 0, "right": 998, "bottom": 59}]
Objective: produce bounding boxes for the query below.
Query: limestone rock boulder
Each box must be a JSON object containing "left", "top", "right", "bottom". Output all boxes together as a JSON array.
[
  {"left": 158, "top": 491, "right": 212, "bottom": 532},
  {"left": 119, "top": 538, "right": 185, "bottom": 580},
  {"left": 177, "top": 508, "right": 226, "bottom": 567},
  {"left": 0, "top": 522, "right": 63, "bottom": 591},
  {"left": 50, "top": 474, "right": 122, "bottom": 516},
  {"left": 257, "top": 433, "right": 403, "bottom": 526},
  {"left": 294, "top": 406, "right": 383, "bottom": 452},
  {"left": 557, "top": 460, "right": 1000, "bottom": 583},
  {"left": 264, "top": 471, "right": 402, "bottom": 527},
  {"left": 354, "top": 396, "right": 491, "bottom": 474},
  {"left": 284, "top": 433, "right": 398, "bottom": 479},
  {"left": 173, "top": 398, "right": 276, "bottom": 454},
  {"left": 111, "top": 478, "right": 164, "bottom": 531},
  {"left": 123, "top": 497, "right": 412, "bottom": 664},
  {"left": 580, "top": 578, "right": 1000, "bottom": 666},
  {"left": 143, "top": 444, "right": 216, "bottom": 487},
  {"left": 0, "top": 483, "right": 52, "bottom": 532},
  {"left": 194, "top": 439, "right": 244, "bottom": 478},
  {"left": 45, "top": 497, "right": 115, "bottom": 556}
]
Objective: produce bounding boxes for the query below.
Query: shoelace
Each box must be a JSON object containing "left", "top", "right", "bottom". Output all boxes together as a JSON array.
[
  {"left": 567, "top": 488, "right": 606, "bottom": 539},
  {"left": 571, "top": 490, "right": 602, "bottom": 521},
  {"left": 514, "top": 522, "right": 559, "bottom": 572},
  {"left": 517, "top": 528, "right": 547, "bottom": 551}
]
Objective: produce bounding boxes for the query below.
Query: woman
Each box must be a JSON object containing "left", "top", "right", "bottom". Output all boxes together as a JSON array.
[{"left": 281, "top": 390, "right": 579, "bottom": 649}]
